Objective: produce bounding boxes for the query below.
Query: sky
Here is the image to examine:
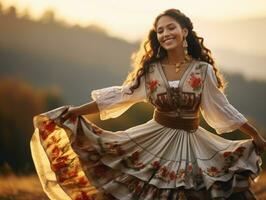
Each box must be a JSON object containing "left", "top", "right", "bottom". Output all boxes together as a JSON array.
[{"left": 1, "top": 0, "right": 266, "bottom": 42}]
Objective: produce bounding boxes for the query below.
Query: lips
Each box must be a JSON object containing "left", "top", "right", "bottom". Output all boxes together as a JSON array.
[{"left": 163, "top": 38, "right": 174, "bottom": 43}]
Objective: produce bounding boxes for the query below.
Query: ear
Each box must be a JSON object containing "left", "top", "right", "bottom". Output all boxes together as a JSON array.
[{"left": 182, "top": 28, "right": 188, "bottom": 38}]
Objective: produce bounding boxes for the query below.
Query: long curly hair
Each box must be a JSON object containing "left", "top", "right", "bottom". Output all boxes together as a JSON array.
[{"left": 123, "top": 8, "right": 226, "bottom": 94}]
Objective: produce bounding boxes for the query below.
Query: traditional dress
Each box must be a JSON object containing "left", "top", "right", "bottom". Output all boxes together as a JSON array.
[{"left": 30, "top": 60, "right": 262, "bottom": 200}]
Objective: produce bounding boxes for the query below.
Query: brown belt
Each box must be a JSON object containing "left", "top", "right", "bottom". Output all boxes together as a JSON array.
[{"left": 153, "top": 109, "right": 199, "bottom": 131}]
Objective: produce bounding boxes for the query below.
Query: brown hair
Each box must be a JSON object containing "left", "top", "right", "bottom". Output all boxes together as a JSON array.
[{"left": 123, "top": 8, "right": 226, "bottom": 94}]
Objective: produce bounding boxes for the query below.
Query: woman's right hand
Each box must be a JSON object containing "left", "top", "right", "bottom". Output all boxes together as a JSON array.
[{"left": 60, "top": 106, "right": 80, "bottom": 123}]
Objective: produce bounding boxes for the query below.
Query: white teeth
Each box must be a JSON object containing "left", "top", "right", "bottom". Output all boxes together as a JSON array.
[{"left": 164, "top": 38, "right": 174, "bottom": 43}]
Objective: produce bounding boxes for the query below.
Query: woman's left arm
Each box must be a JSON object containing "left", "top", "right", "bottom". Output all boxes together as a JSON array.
[
  {"left": 200, "top": 63, "right": 266, "bottom": 154},
  {"left": 239, "top": 122, "right": 266, "bottom": 153}
]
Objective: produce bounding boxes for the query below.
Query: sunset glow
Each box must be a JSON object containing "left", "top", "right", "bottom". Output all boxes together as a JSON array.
[{"left": 1, "top": 0, "right": 266, "bottom": 42}]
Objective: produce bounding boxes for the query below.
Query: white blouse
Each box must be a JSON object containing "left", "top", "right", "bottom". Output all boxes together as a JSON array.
[
  {"left": 91, "top": 64, "right": 248, "bottom": 134},
  {"left": 168, "top": 80, "right": 180, "bottom": 88},
  {"left": 200, "top": 64, "right": 248, "bottom": 134},
  {"left": 91, "top": 75, "right": 147, "bottom": 120}
]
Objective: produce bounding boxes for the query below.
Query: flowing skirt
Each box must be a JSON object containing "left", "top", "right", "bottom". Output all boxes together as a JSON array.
[{"left": 30, "top": 106, "right": 262, "bottom": 200}]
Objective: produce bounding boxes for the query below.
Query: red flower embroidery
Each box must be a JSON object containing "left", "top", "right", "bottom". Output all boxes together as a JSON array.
[
  {"left": 134, "top": 180, "right": 143, "bottom": 193},
  {"left": 78, "top": 177, "right": 88, "bottom": 186},
  {"left": 151, "top": 160, "right": 161, "bottom": 170},
  {"left": 206, "top": 166, "right": 221, "bottom": 176},
  {"left": 169, "top": 170, "right": 177, "bottom": 180},
  {"left": 122, "top": 150, "right": 146, "bottom": 170},
  {"left": 75, "top": 191, "right": 91, "bottom": 200},
  {"left": 234, "top": 146, "right": 246, "bottom": 154},
  {"left": 39, "top": 120, "right": 56, "bottom": 140},
  {"left": 51, "top": 146, "right": 61, "bottom": 160},
  {"left": 147, "top": 79, "right": 160, "bottom": 93},
  {"left": 67, "top": 166, "right": 78, "bottom": 178},
  {"left": 51, "top": 161, "right": 68, "bottom": 172},
  {"left": 56, "top": 155, "right": 69, "bottom": 163},
  {"left": 188, "top": 73, "right": 202, "bottom": 91},
  {"left": 134, "top": 162, "right": 146, "bottom": 169},
  {"left": 91, "top": 124, "right": 103, "bottom": 135},
  {"left": 104, "top": 141, "right": 125, "bottom": 156},
  {"left": 187, "top": 164, "right": 193, "bottom": 172},
  {"left": 46, "top": 121, "right": 56, "bottom": 132},
  {"left": 131, "top": 151, "right": 139, "bottom": 161},
  {"left": 223, "top": 151, "right": 232, "bottom": 158},
  {"left": 160, "top": 166, "right": 169, "bottom": 177}
]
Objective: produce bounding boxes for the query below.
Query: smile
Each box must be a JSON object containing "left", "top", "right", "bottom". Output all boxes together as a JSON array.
[{"left": 163, "top": 38, "right": 175, "bottom": 43}]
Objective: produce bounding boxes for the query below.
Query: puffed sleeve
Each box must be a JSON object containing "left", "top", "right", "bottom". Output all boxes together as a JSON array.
[
  {"left": 91, "top": 75, "right": 148, "bottom": 120},
  {"left": 200, "top": 64, "right": 248, "bottom": 134}
]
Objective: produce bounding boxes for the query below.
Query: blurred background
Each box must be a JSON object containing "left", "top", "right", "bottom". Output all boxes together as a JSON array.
[{"left": 0, "top": 0, "right": 266, "bottom": 199}]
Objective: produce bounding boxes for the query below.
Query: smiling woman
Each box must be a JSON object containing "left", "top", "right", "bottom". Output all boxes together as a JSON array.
[{"left": 30, "top": 8, "right": 265, "bottom": 200}]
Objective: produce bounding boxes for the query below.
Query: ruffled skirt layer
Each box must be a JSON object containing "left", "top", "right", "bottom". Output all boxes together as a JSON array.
[{"left": 30, "top": 106, "right": 262, "bottom": 200}]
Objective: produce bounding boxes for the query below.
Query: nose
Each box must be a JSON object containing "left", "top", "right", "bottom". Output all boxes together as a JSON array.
[{"left": 162, "top": 29, "right": 171, "bottom": 39}]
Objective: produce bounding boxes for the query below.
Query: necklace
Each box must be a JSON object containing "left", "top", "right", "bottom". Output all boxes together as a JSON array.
[{"left": 165, "top": 55, "right": 192, "bottom": 73}]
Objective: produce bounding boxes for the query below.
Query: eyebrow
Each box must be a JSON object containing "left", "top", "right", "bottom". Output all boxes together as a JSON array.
[{"left": 157, "top": 23, "right": 176, "bottom": 31}]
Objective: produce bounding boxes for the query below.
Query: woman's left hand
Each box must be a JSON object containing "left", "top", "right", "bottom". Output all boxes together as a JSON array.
[{"left": 252, "top": 133, "right": 266, "bottom": 154}]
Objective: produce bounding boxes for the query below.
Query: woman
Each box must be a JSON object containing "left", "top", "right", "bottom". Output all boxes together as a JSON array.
[{"left": 31, "top": 9, "right": 266, "bottom": 200}]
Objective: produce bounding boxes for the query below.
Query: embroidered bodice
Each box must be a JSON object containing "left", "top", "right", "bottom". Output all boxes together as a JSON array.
[
  {"left": 91, "top": 60, "right": 248, "bottom": 135},
  {"left": 145, "top": 60, "right": 207, "bottom": 118}
]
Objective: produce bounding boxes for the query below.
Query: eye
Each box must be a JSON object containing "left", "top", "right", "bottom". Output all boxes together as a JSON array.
[{"left": 168, "top": 26, "right": 176, "bottom": 30}]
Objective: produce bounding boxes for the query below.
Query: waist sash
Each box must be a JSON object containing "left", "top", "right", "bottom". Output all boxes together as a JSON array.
[{"left": 153, "top": 109, "right": 199, "bottom": 131}]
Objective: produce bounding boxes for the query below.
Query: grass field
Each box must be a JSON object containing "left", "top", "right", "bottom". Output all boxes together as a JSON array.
[{"left": 0, "top": 172, "right": 266, "bottom": 200}]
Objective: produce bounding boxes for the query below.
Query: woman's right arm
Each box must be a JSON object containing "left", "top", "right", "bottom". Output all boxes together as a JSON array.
[
  {"left": 62, "top": 74, "right": 147, "bottom": 122},
  {"left": 75, "top": 100, "right": 100, "bottom": 115}
]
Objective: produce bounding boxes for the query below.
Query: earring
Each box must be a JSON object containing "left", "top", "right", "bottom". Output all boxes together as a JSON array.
[
  {"left": 183, "top": 38, "right": 188, "bottom": 56},
  {"left": 156, "top": 45, "right": 161, "bottom": 58}
]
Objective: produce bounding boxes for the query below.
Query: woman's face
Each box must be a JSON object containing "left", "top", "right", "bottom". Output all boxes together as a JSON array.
[{"left": 156, "top": 15, "right": 188, "bottom": 51}]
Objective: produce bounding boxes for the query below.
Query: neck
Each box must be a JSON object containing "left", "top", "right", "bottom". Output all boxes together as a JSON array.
[{"left": 166, "top": 47, "right": 186, "bottom": 64}]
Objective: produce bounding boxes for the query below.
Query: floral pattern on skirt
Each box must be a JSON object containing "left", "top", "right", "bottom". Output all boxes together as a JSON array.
[{"left": 30, "top": 106, "right": 262, "bottom": 200}]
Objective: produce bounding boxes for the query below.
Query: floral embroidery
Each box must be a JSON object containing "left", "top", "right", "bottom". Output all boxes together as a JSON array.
[
  {"left": 149, "top": 161, "right": 183, "bottom": 182},
  {"left": 46, "top": 135, "right": 61, "bottom": 148},
  {"left": 206, "top": 166, "right": 221, "bottom": 177},
  {"left": 187, "top": 163, "right": 193, "bottom": 172},
  {"left": 91, "top": 124, "right": 103, "bottom": 135},
  {"left": 103, "top": 141, "right": 126, "bottom": 156},
  {"left": 194, "top": 167, "right": 204, "bottom": 186},
  {"left": 74, "top": 191, "right": 94, "bottom": 200},
  {"left": 151, "top": 160, "right": 161, "bottom": 170},
  {"left": 57, "top": 164, "right": 78, "bottom": 183},
  {"left": 77, "top": 177, "right": 89, "bottom": 186},
  {"left": 51, "top": 145, "right": 61, "bottom": 159},
  {"left": 122, "top": 150, "right": 146, "bottom": 170},
  {"left": 222, "top": 146, "right": 246, "bottom": 172},
  {"left": 149, "top": 160, "right": 204, "bottom": 184},
  {"left": 39, "top": 120, "right": 57, "bottom": 140},
  {"left": 128, "top": 179, "right": 144, "bottom": 194},
  {"left": 37, "top": 116, "right": 98, "bottom": 200},
  {"left": 205, "top": 146, "right": 246, "bottom": 177},
  {"left": 188, "top": 73, "right": 202, "bottom": 91},
  {"left": 147, "top": 79, "right": 160, "bottom": 95}
]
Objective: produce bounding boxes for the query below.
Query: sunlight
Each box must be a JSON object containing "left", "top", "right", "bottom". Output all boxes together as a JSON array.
[{"left": 1, "top": 0, "right": 266, "bottom": 42}]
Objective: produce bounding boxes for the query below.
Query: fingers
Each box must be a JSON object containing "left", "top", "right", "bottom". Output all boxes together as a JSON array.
[
  {"left": 61, "top": 111, "right": 72, "bottom": 123},
  {"left": 60, "top": 113, "right": 68, "bottom": 123},
  {"left": 252, "top": 140, "right": 264, "bottom": 155}
]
